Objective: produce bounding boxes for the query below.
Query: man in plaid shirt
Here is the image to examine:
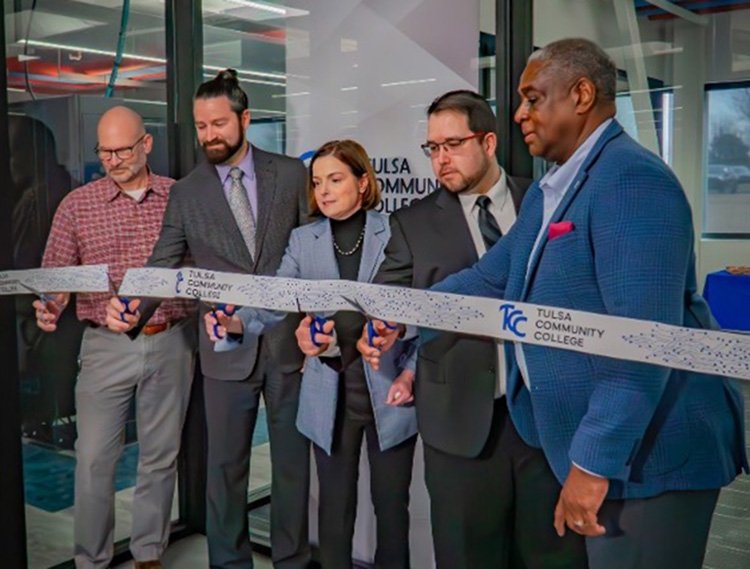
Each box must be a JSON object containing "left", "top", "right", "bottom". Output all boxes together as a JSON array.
[{"left": 34, "top": 106, "right": 196, "bottom": 569}]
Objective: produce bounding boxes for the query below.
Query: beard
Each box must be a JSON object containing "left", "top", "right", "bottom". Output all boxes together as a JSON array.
[
  {"left": 439, "top": 157, "right": 491, "bottom": 194},
  {"left": 202, "top": 132, "right": 245, "bottom": 165}
]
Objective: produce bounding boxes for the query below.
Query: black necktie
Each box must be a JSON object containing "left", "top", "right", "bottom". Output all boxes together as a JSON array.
[{"left": 476, "top": 195, "right": 503, "bottom": 250}]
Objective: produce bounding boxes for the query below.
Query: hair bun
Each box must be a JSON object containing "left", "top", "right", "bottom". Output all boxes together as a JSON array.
[{"left": 218, "top": 68, "right": 239, "bottom": 82}]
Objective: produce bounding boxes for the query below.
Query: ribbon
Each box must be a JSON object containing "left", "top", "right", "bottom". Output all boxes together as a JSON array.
[{"left": 119, "top": 267, "right": 750, "bottom": 381}]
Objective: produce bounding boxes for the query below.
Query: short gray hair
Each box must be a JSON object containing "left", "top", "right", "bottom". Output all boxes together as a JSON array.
[{"left": 529, "top": 38, "right": 617, "bottom": 103}]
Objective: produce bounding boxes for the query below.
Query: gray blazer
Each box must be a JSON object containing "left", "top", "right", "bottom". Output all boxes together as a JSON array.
[
  {"left": 219, "top": 211, "right": 418, "bottom": 453},
  {"left": 137, "top": 146, "right": 308, "bottom": 380}
]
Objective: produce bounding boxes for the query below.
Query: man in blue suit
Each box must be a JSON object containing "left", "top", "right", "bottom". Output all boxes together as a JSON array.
[{"left": 368, "top": 38, "right": 748, "bottom": 569}]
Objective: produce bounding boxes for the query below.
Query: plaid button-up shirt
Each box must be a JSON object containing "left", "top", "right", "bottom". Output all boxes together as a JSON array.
[{"left": 42, "top": 171, "right": 194, "bottom": 326}]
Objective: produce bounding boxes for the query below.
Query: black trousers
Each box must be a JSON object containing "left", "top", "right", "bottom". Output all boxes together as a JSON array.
[
  {"left": 586, "top": 489, "right": 719, "bottom": 569},
  {"left": 424, "top": 398, "right": 588, "bottom": 569},
  {"left": 204, "top": 350, "right": 311, "bottom": 569},
  {"left": 313, "top": 410, "right": 416, "bottom": 569}
]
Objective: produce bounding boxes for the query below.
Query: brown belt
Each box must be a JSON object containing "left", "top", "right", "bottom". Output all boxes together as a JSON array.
[{"left": 142, "top": 322, "right": 172, "bottom": 336}]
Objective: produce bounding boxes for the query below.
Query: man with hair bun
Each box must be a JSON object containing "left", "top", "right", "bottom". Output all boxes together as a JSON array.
[{"left": 106, "top": 70, "right": 311, "bottom": 569}]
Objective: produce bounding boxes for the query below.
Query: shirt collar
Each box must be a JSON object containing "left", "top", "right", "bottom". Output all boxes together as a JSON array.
[
  {"left": 215, "top": 143, "right": 255, "bottom": 185},
  {"left": 104, "top": 167, "right": 164, "bottom": 202},
  {"left": 457, "top": 168, "right": 509, "bottom": 215},
  {"left": 539, "top": 118, "right": 613, "bottom": 196}
]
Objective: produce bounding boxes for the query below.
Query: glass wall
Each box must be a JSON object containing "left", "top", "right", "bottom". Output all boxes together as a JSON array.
[
  {"left": 4, "top": 0, "right": 171, "bottom": 566},
  {"left": 533, "top": 2, "right": 750, "bottom": 568}
]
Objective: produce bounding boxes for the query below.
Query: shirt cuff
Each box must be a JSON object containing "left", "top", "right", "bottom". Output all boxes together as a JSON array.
[{"left": 572, "top": 461, "right": 606, "bottom": 479}]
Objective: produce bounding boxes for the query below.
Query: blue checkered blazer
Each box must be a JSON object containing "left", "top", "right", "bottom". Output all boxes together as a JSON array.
[{"left": 433, "top": 120, "right": 748, "bottom": 499}]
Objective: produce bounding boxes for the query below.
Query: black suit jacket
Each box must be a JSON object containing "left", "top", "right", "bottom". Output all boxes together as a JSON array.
[
  {"left": 374, "top": 174, "right": 529, "bottom": 457},
  {"left": 138, "top": 146, "right": 308, "bottom": 380}
]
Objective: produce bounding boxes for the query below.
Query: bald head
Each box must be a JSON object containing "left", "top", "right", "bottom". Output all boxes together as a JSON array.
[
  {"left": 97, "top": 106, "right": 145, "bottom": 143},
  {"left": 96, "top": 106, "right": 152, "bottom": 190}
]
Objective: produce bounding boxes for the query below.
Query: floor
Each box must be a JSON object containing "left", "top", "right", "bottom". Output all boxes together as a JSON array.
[
  {"left": 112, "top": 535, "right": 273, "bottom": 569},
  {"left": 22, "top": 387, "right": 750, "bottom": 569},
  {"left": 24, "top": 409, "right": 271, "bottom": 569}
]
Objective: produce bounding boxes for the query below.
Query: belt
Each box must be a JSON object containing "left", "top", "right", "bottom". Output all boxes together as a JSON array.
[{"left": 142, "top": 322, "right": 172, "bottom": 336}]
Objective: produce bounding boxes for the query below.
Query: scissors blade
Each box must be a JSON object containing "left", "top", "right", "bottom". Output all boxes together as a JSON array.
[
  {"left": 17, "top": 281, "right": 45, "bottom": 297},
  {"left": 340, "top": 295, "right": 374, "bottom": 320}
]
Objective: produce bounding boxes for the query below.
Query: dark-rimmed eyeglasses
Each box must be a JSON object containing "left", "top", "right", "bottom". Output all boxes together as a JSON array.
[
  {"left": 420, "top": 132, "right": 486, "bottom": 158},
  {"left": 94, "top": 133, "right": 146, "bottom": 161}
]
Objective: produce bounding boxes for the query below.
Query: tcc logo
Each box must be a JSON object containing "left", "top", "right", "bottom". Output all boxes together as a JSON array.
[
  {"left": 175, "top": 271, "right": 184, "bottom": 294},
  {"left": 499, "top": 303, "right": 527, "bottom": 338}
]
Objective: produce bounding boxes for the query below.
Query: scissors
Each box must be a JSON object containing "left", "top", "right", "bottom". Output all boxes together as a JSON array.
[
  {"left": 204, "top": 302, "right": 237, "bottom": 340},
  {"left": 106, "top": 274, "right": 138, "bottom": 323},
  {"left": 295, "top": 297, "right": 330, "bottom": 348},
  {"left": 340, "top": 295, "right": 397, "bottom": 348},
  {"left": 17, "top": 281, "right": 54, "bottom": 304}
]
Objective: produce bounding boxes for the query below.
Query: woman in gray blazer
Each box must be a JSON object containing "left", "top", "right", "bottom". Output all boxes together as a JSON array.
[{"left": 207, "top": 139, "right": 417, "bottom": 569}]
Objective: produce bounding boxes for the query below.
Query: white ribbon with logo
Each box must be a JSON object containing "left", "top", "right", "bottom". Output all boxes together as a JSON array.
[
  {"left": 120, "top": 267, "right": 750, "bottom": 381},
  {"left": 0, "top": 265, "right": 109, "bottom": 295}
]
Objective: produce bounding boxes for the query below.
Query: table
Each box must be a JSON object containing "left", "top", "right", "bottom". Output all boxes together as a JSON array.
[{"left": 703, "top": 270, "right": 750, "bottom": 332}]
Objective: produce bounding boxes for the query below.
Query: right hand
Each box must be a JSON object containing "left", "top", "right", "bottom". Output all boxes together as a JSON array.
[
  {"left": 204, "top": 306, "right": 242, "bottom": 342},
  {"left": 105, "top": 296, "right": 141, "bottom": 333},
  {"left": 295, "top": 315, "right": 335, "bottom": 356},
  {"left": 33, "top": 293, "right": 69, "bottom": 332},
  {"left": 356, "top": 320, "right": 403, "bottom": 371}
]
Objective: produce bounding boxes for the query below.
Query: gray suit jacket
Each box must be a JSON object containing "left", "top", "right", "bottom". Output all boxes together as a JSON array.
[{"left": 138, "top": 146, "right": 308, "bottom": 380}]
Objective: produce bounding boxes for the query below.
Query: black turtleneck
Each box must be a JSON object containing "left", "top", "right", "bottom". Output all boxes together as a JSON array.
[{"left": 328, "top": 208, "right": 372, "bottom": 421}]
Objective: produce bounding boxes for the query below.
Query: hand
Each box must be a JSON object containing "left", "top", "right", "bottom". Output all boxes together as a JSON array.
[
  {"left": 204, "top": 305, "right": 242, "bottom": 341},
  {"left": 33, "top": 293, "right": 69, "bottom": 332},
  {"left": 554, "top": 464, "right": 609, "bottom": 538},
  {"left": 385, "top": 369, "right": 415, "bottom": 406},
  {"left": 295, "top": 315, "right": 335, "bottom": 356},
  {"left": 356, "top": 320, "right": 403, "bottom": 371},
  {"left": 104, "top": 296, "right": 141, "bottom": 333}
]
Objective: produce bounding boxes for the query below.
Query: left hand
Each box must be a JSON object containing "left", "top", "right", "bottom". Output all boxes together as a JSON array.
[
  {"left": 553, "top": 464, "right": 608, "bottom": 537},
  {"left": 385, "top": 369, "right": 415, "bottom": 406}
]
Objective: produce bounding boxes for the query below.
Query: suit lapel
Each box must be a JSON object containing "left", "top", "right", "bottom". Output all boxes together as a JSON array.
[
  {"left": 520, "top": 121, "right": 624, "bottom": 300},
  {"left": 358, "top": 211, "right": 388, "bottom": 283},
  {"left": 310, "top": 218, "right": 340, "bottom": 280},
  {"left": 435, "top": 188, "right": 479, "bottom": 268},
  {"left": 253, "top": 146, "right": 278, "bottom": 269}
]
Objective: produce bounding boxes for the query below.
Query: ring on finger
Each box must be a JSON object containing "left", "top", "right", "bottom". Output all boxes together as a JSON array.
[{"left": 573, "top": 520, "right": 585, "bottom": 528}]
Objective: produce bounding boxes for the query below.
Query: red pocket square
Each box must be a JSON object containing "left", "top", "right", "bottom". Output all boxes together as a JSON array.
[{"left": 548, "top": 221, "right": 575, "bottom": 241}]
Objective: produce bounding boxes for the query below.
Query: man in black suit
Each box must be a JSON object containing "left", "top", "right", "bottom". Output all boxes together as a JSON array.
[
  {"left": 363, "top": 90, "right": 587, "bottom": 568},
  {"left": 106, "top": 70, "right": 310, "bottom": 569}
]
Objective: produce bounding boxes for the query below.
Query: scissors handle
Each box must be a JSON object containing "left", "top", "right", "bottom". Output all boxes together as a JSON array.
[
  {"left": 119, "top": 296, "right": 135, "bottom": 323},
  {"left": 367, "top": 320, "right": 398, "bottom": 347},
  {"left": 310, "top": 315, "right": 329, "bottom": 348},
  {"left": 211, "top": 302, "right": 237, "bottom": 340},
  {"left": 211, "top": 304, "right": 237, "bottom": 340}
]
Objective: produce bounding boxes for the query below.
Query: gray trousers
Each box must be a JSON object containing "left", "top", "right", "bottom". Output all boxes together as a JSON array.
[
  {"left": 73, "top": 319, "right": 196, "bottom": 569},
  {"left": 586, "top": 489, "right": 720, "bottom": 569}
]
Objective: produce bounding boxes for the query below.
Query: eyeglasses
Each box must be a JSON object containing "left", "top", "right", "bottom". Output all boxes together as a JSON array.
[
  {"left": 95, "top": 134, "right": 146, "bottom": 161},
  {"left": 420, "top": 132, "right": 486, "bottom": 158}
]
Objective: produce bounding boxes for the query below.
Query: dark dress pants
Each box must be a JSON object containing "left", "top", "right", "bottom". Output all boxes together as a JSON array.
[
  {"left": 424, "top": 398, "right": 588, "bottom": 569},
  {"left": 586, "top": 489, "right": 719, "bottom": 569},
  {"left": 204, "top": 349, "right": 311, "bottom": 569},
  {"left": 313, "top": 411, "right": 416, "bottom": 569}
]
